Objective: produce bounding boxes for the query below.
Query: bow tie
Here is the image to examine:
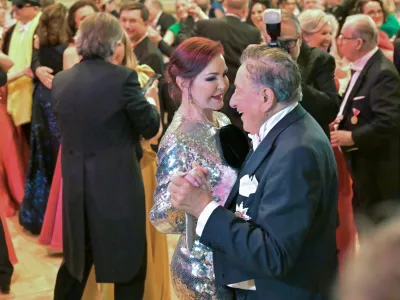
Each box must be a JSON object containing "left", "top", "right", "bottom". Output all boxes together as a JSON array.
[{"left": 18, "top": 23, "right": 29, "bottom": 32}]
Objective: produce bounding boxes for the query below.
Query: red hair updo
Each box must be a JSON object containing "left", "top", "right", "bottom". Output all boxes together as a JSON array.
[{"left": 165, "top": 37, "right": 224, "bottom": 102}]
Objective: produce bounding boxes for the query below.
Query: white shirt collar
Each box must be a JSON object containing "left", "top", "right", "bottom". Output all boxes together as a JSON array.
[
  {"left": 152, "top": 11, "right": 163, "bottom": 28},
  {"left": 249, "top": 102, "right": 298, "bottom": 151},
  {"left": 351, "top": 46, "right": 379, "bottom": 72}
]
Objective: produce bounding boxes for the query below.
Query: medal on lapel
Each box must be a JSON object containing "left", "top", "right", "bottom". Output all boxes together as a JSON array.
[{"left": 351, "top": 108, "right": 360, "bottom": 125}]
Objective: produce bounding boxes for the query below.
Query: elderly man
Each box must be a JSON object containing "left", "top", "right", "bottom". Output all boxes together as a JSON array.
[
  {"left": 169, "top": 46, "right": 338, "bottom": 300},
  {"left": 331, "top": 15, "right": 400, "bottom": 225},
  {"left": 52, "top": 13, "right": 160, "bottom": 299}
]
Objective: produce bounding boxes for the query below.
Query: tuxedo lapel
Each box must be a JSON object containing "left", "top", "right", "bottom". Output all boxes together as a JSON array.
[
  {"left": 224, "top": 105, "right": 307, "bottom": 209},
  {"left": 343, "top": 50, "right": 382, "bottom": 116}
]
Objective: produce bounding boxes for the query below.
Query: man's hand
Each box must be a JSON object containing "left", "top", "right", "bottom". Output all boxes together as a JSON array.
[
  {"left": 331, "top": 130, "right": 355, "bottom": 147},
  {"left": 36, "top": 66, "right": 54, "bottom": 89},
  {"left": 187, "top": 2, "right": 209, "bottom": 20},
  {"left": 147, "top": 27, "right": 162, "bottom": 46},
  {"left": 329, "top": 116, "right": 343, "bottom": 132},
  {"left": 169, "top": 164, "right": 212, "bottom": 218}
]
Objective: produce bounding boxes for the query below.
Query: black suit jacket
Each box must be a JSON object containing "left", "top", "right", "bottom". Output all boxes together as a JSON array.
[
  {"left": 134, "top": 36, "right": 163, "bottom": 75},
  {"left": 297, "top": 42, "right": 339, "bottom": 136},
  {"left": 394, "top": 38, "right": 400, "bottom": 74},
  {"left": 338, "top": 50, "right": 400, "bottom": 211},
  {"left": 51, "top": 57, "right": 160, "bottom": 282},
  {"left": 201, "top": 105, "right": 338, "bottom": 299},
  {"left": 180, "top": 15, "right": 262, "bottom": 128},
  {"left": 157, "top": 12, "right": 176, "bottom": 37}
]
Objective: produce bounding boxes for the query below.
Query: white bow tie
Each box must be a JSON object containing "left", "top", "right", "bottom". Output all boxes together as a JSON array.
[{"left": 18, "top": 23, "right": 29, "bottom": 32}]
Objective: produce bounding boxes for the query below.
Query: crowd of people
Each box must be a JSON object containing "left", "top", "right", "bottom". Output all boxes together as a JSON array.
[{"left": 0, "top": 0, "right": 400, "bottom": 298}]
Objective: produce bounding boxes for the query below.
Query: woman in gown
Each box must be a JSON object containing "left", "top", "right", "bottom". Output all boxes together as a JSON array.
[
  {"left": 0, "top": 53, "right": 32, "bottom": 217},
  {"left": 0, "top": 52, "right": 20, "bottom": 294},
  {"left": 150, "top": 37, "right": 237, "bottom": 300},
  {"left": 38, "top": 0, "right": 98, "bottom": 251},
  {"left": 18, "top": 3, "right": 69, "bottom": 235},
  {"left": 101, "top": 31, "right": 171, "bottom": 300}
]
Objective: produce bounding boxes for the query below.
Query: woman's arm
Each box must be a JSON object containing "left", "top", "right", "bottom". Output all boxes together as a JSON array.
[
  {"left": 63, "top": 46, "right": 80, "bottom": 70},
  {"left": 150, "top": 140, "right": 192, "bottom": 234},
  {"left": 162, "top": 29, "right": 175, "bottom": 46},
  {"left": 7, "top": 67, "right": 33, "bottom": 84},
  {"left": 0, "top": 52, "right": 13, "bottom": 72}
]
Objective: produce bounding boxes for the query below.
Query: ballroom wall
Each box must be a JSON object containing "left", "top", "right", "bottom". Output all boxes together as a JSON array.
[{"left": 58, "top": 0, "right": 176, "bottom": 13}]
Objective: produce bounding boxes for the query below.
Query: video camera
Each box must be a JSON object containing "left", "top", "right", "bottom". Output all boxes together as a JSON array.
[{"left": 262, "top": 9, "right": 289, "bottom": 53}]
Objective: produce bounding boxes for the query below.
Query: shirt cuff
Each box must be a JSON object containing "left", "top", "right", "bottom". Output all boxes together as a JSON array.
[
  {"left": 146, "top": 97, "right": 156, "bottom": 106},
  {"left": 195, "top": 201, "right": 219, "bottom": 237}
]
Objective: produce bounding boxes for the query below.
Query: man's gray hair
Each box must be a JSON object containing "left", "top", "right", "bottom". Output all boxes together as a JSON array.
[
  {"left": 346, "top": 14, "right": 378, "bottom": 46},
  {"left": 240, "top": 46, "right": 302, "bottom": 103},
  {"left": 76, "top": 12, "right": 124, "bottom": 59},
  {"left": 281, "top": 9, "right": 301, "bottom": 35}
]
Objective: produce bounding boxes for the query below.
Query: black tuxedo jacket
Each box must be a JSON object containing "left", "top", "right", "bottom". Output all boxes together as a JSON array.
[
  {"left": 297, "top": 42, "right": 339, "bottom": 136},
  {"left": 134, "top": 36, "right": 163, "bottom": 75},
  {"left": 51, "top": 57, "right": 160, "bottom": 282},
  {"left": 157, "top": 12, "right": 176, "bottom": 37},
  {"left": 338, "top": 50, "right": 400, "bottom": 212},
  {"left": 201, "top": 105, "right": 338, "bottom": 299}
]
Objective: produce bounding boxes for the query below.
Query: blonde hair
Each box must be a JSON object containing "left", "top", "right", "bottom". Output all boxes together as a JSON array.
[
  {"left": 298, "top": 9, "right": 331, "bottom": 35},
  {"left": 121, "top": 31, "right": 138, "bottom": 69},
  {"left": 120, "top": 31, "right": 154, "bottom": 88}
]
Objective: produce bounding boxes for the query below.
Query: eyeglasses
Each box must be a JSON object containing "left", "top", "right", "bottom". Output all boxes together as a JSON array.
[
  {"left": 15, "top": 3, "right": 33, "bottom": 9},
  {"left": 279, "top": 36, "right": 300, "bottom": 49},
  {"left": 338, "top": 34, "right": 359, "bottom": 41}
]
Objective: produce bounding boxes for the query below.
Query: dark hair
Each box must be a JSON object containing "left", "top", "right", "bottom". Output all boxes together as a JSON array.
[
  {"left": 37, "top": 3, "right": 69, "bottom": 46},
  {"left": 120, "top": 2, "right": 149, "bottom": 22},
  {"left": 67, "top": 0, "right": 99, "bottom": 42},
  {"left": 166, "top": 37, "right": 224, "bottom": 101},
  {"left": 246, "top": 0, "right": 269, "bottom": 26},
  {"left": 353, "top": 0, "right": 387, "bottom": 21}
]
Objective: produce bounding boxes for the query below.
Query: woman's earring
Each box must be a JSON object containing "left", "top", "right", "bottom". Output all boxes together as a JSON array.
[{"left": 189, "top": 98, "right": 194, "bottom": 105}]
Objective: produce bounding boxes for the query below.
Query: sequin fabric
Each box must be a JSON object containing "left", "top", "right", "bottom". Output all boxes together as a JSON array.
[
  {"left": 151, "top": 111, "right": 238, "bottom": 299},
  {"left": 19, "top": 83, "right": 60, "bottom": 235}
]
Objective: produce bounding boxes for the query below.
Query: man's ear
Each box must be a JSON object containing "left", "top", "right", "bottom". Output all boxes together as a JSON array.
[
  {"left": 260, "top": 87, "right": 275, "bottom": 113},
  {"left": 299, "top": 33, "right": 303, "bottom": 47}
]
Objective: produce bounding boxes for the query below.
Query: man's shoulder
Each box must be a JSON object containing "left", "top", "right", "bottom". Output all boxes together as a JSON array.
[{"left": 276, "top": 113, "right": 328, "bottom": 149}]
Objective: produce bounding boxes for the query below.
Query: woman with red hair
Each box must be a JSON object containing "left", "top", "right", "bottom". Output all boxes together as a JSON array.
[{"left": 150, "top": 37, "right": 238, "bottom": 299}]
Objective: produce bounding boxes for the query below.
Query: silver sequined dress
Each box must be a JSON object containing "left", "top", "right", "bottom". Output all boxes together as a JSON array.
[{"left": 150, "top": 111, "right": 238, "bottom": 300}]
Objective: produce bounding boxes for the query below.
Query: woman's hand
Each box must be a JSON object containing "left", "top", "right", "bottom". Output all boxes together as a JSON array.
[{"left": 145, "top": 79, "right": 159, "bottom": 104}]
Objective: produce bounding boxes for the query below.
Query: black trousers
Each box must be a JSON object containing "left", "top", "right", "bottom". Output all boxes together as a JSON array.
[
  {"left": 54, "top": 211, "right": 146, "bottom": 300},
  {"left": 0, "top": 221, "right": 13, "bottom": 285}
]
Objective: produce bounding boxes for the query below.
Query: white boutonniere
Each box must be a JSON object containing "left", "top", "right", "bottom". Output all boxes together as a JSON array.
[{"left": 235, "top": 202, "right": 251, "bottom": 221}]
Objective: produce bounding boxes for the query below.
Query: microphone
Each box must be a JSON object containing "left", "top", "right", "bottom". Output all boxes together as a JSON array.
[{"left": 263, "top": 9, "right": 282, "bottom": 48}]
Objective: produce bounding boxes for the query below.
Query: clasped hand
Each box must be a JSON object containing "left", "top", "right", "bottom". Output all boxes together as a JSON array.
[{"left": 169, "top": 162, "right": 213, "bottom": 218}]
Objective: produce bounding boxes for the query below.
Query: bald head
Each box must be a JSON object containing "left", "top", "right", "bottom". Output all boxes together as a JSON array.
[
  {"left": 225, "top": 0, "right": 248, "bottom": 11},
  {"left": 344, "top": 14, "right": 378, "bottom": 47}
]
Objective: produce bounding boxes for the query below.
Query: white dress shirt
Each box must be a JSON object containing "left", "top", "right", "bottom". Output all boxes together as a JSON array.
[{"left": 196, "top": 101, "right": 298, "bottom": 290}]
